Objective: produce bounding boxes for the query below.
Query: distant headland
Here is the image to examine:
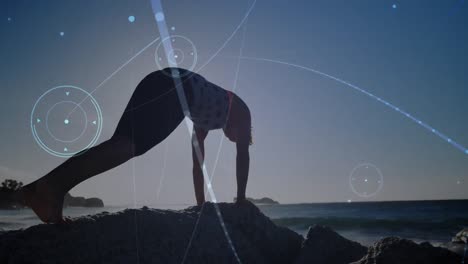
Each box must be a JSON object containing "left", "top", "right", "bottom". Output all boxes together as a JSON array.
[{"left": 234, "top": 196, "right": 280, "bottom": 205}]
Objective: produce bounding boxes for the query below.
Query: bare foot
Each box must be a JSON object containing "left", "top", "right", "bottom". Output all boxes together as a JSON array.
[{"left": 16, "top": 181, "right": 66, "bottom": 224}]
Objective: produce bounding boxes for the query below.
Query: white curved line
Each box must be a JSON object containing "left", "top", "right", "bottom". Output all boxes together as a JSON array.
[
  {"left": 238, "top": 56, "right": 468, "bottom": 155},
  {"left": 194, "top": 0, "right": 256, "bottom": 73}
]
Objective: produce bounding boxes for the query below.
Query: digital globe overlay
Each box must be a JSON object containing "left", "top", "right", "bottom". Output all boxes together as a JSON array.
[
  {"left": 349, "top": 163, "right": 384, "bottom": 198},
  {"left": 155, "top": 35, "right": 198, "bottom": 77},
  {"left": 31, "top": 85, "right": 103, "bottom": 158}
]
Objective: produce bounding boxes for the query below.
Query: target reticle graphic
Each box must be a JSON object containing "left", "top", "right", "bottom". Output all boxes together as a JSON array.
[
  {"left": 349, "top": 163, "right": 384, "bottom": 198},
  {"left": 155, "top": 35, "right": 198, "bottom": 77},
  {"left": 31, "top": 85, "right": 103, "bottom": 158}
]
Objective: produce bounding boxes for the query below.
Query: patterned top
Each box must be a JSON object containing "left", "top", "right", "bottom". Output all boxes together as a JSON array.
[{"left": 185, "top": 73, "right": 231, "bottom": 131}]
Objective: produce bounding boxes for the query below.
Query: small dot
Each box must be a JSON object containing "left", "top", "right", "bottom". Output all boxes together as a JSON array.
[
  {"left": 128, "top": 15, "right": 135, "bottom": 23},
  {"left": 64, "top": 119, "right": 69, "bottom": 124},
  {"left": 364, "top": 179, "right": 368, "bottom": 182},
  {"left": 448, "top": 138, "right": 452, "bottom": 143},
  {"left": 392, "top": 4, "right": 397, "bottom": 9},
  {"left": 465, "top": 149, "right": 468, "bottom": 155},
  {"left": 60, "top": 32, "right": 64, "bottom": 36},
  {"left": 171, "top": 26, "right": 175, "bottom": 31},
  {"left": 457, "top": 180, "right": 461, "bottom": 185},
  {"left": 207, "top": 183, "right": 212, "bottom": 189},
  {"left": 347, "top": 200, "right": 352, "bottom": 203},
  {"left": 155, "top": 12, "right": 165, "bottom": 22},
  {"left": 7, "top": 17, "right": 12, "bottom": 22}
]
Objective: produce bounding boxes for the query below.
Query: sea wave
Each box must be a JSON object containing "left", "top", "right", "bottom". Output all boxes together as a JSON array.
[{"left": 272, "top": 216, "right": 468, "bottom": 233}]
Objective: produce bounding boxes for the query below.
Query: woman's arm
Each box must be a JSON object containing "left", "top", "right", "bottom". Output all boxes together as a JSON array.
[
  {"left": 235, "top": 130, "right": 250, "bottom": 203},
  {"left": 192, "top": 127, "right": 208, "bottom": 206}
]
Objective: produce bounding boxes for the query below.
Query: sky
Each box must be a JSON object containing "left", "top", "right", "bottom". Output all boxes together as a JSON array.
[{"left": 0, "top": 0, "right": 467, "bottom": 206}]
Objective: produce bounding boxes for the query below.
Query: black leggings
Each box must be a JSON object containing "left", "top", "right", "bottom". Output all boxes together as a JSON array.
[
  {"left": 114, "top": 70, "right": 185, "bottom": 156},
  {"left": 39, "top": 70, "right": 193, "bottom": 196}
]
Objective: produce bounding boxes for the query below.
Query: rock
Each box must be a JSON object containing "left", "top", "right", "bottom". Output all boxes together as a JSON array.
[
  {"left": 452, "top": 228, "right": 468, "bottom": 244},
  {"left": 442, "top": 228, "right": 468, "bottom": 256},
  {"left": 352, "top": 237, "right": 464, "bottom": 264},
  {"left": 0, "top": 201, "right": 303, "bottom": 264},
  {"left": 443, "top": 241, "right": 467, "bottom": 257},
  {"left": 294, "top": 225, "right": 367, "bottom": 264}
]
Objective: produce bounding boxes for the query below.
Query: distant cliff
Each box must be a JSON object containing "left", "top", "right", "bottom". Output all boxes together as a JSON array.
[
  {"left": 0, "top": 179, "right": 103, "bottom": 209},
  {"left": 63, "top": 193, "right": 104, "bottom": 208},
  {"left": 0, "top": 179, "right": 24, "bottom": 209},
  {"left": 234, "top": 197, "right": 280, "bottom": 205}
]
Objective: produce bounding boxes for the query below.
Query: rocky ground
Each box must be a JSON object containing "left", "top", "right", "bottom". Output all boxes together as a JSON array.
[{"left": 0, "top": 202, "right": 466, "bottom": 264}]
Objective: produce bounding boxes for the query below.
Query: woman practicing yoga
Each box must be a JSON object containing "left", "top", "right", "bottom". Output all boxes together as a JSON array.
[{"left": 18, "top": 67, "right": 253, "bottom": 223}]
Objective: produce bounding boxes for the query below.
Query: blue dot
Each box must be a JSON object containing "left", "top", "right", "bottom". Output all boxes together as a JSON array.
[
  {"left": 155, "top": 12, "right": 165, "bottom": 22},
  {"left": 171, "top": 26, "right": 175, "bottom": 31},
  {"left": 392, "top": 4, "right": 397, "bottom": 9},
  {"left": 7, "top": 17, "right": 11, "bottom": 22},
  {"left": 60, "top": 32, "right": 64, "bottom": 36},
  {"left": 447, "top": 138, "right": 452, "bottom": 143},
  {"left": 465, "top": 149, "right": 468, "bottom": 155},
  {"left": 64, "top": 119, "right": 69, "bottom": 125},
  {"left": 128, "top": 15, "right": 135, "bottom": 23}
]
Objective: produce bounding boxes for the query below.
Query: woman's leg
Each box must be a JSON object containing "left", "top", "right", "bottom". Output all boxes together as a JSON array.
[
  {"left": 20, "top": 72, "right": 185, "bottom": 223},
  {"left": 19, "top": 135, "right": 137, "bottom": 223}
]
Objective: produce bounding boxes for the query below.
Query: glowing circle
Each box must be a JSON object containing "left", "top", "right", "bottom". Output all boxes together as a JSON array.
[
  {"left": 31, "top": 85, "right": 103, "bottom": 158},
  {"left": 155, "top": 35, "right": 198, "bottom": 76},
  {"left": 60, "top": 32, "right": 64, "bottom": 36},
  {"left": 45, "top": 101, "right": 87, "bottom": 143},
  {"left": 167, "top": 48, "right": 185, "bottom": 64},
  {"left": 349, "top": 163, "right": 384, "bottom": 198},
  {"left": 155, "top": 12, "right": 165, "bottom": 22},
  {"left": 128, "top": 15, "right": 135, "bottom": 23},
  {"left": 392, "top": 4, "right": 397, "bottom": 9}
]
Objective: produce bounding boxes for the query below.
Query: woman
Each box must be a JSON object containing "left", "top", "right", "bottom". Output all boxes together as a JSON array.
[{"left": 18, "top": 67, "right": 253, "bottom": 223}]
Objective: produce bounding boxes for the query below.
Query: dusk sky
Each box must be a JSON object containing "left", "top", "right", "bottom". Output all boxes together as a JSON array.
[{"left": 1, "top": 0, "right": 467, "bottom": 206}]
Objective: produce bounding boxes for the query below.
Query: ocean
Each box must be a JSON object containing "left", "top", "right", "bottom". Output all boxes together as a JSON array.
[{"left": 1, "top": 200, "right": 467, "bottom": 246}]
